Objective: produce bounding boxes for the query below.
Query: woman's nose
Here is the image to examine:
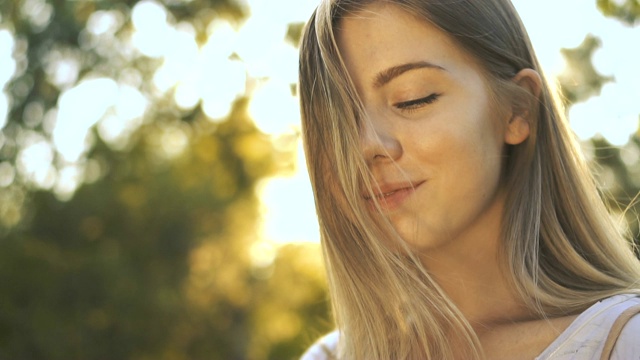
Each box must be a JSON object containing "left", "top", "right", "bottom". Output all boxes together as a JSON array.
[{"left": 360, "top": 117, "right": 402, "bottom": 164}]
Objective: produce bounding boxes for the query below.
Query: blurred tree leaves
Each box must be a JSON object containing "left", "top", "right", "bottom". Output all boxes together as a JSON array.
[
  {"left": 557, "top": 35, "right": 614, "bottom": 105},
  {"left": 0, "top": 0, "right": 330, "bottom": 359},
  {"left": 557, "top": 4, "right": 640, "bottom": 243},
  {"left": 597, "top": 0, "right": 640, "bottom": 25}
]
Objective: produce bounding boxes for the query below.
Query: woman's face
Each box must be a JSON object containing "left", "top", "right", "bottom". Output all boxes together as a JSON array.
[{"left": 336, "top": 3, "right": 516, "bottom": 254}]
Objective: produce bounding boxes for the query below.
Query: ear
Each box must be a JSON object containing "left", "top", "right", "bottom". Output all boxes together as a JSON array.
[{"left": 504, "top": 68, "right": 542, "bottom": 145}]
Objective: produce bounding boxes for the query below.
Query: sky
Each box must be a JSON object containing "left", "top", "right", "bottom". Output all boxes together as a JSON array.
[{"left": 1, "top": 0, "right": 639, "bottom": 246}]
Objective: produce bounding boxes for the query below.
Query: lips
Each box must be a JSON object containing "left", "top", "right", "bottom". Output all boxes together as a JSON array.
[{"left": 364, "top": 181, "right": 425, "bottom": 211}]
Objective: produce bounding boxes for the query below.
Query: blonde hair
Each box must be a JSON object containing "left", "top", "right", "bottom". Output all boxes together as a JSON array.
[{"left": 298, "top": 0, "right": 640, "bottom": 358}]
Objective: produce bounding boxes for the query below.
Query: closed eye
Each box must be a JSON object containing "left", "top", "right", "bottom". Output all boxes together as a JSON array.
[{"left": 394, "top": 93, "right": 441, "bottom": 112}]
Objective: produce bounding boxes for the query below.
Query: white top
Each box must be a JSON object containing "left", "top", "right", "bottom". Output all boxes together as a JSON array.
[
  {"left": 536, "top": 294, "right": 640, "bottom": 359},
  {"left": 301, "top": 294, "right": 640, "bottom": 360}
]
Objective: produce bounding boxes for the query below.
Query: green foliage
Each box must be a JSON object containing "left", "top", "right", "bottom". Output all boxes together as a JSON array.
[
  {"left": 557, "top": 35, "right": 613, "bottom": 105},
  {"left": 597, "top": 0, "right": 640, "bottom": 25},
  {"left": 0, "top": 0, "right": 330, "bottom": 359},
  {"left": 0, "top": 104, "right": 331, "bottom": 359},
  {"left": 557, "top": 4, "right": 640, "bottom": 244},
  {"left": 285, "top": 22, "right": 306, "bottom": 47}
]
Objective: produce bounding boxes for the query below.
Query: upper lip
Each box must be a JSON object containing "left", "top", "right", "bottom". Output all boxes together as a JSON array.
[{"left": 363, "top": 180, "right": 425, "bottom": 200}]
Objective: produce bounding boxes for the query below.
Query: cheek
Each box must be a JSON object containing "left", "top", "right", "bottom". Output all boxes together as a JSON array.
[
  {"left": 465, "top": 132, "right": 505, "bottom": 184},
  {"left": 431, "top": 124, "right": 502, "bottom": 164},
  {"left": 434, "top": 119, "right": 505, "bottom": 195}
]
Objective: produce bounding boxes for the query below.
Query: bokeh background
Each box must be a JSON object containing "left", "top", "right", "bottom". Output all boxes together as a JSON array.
[{"left": 0, "top": 0, "right": 638, "bottom": 359}]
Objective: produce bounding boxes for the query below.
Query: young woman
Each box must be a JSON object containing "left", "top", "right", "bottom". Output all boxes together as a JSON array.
[{"left": 298, "top": 0, "right": 640, "bottom": 359}]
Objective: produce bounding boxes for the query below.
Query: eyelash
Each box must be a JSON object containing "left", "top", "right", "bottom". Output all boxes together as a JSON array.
[{"left": 394, "top": 93, "right": 441, "bottom": 112}]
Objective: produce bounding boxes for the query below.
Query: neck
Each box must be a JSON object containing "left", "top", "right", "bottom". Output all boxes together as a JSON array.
[
  {"left": 425, "top": 251, "right": 531, "bottom": 331},
  {"left": 418, "top": 196, "right": 533, "bottom": 332}
]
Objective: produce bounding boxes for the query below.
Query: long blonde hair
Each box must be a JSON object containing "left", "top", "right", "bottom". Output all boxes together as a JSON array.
[{"left": 298, "top": 0, "right": 640, "bottom": 358}]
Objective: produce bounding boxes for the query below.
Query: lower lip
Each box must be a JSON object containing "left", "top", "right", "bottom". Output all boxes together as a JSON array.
[{"left": 367, "top": 182, "right": 424, "bottom": 211}]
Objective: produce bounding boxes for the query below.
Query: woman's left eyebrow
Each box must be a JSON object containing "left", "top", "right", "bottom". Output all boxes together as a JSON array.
[{"left": 373, "top": 61, "right": 446, "bottom": 89}]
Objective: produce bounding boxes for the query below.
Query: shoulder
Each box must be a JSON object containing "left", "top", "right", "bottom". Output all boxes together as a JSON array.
[
  {"left": 610, "top": 303, "right": 640, "bottom": 359},
  {"left": 300, "top": 331, "right": 339, "bottom": 360},
  {"left": 537, "top": 294, "right": 640, "bottom": 359}
]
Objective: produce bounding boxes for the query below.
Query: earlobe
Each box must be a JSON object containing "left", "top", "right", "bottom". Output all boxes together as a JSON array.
[{"left": 505, "top": 68, "right": 542, "bottom": 145}]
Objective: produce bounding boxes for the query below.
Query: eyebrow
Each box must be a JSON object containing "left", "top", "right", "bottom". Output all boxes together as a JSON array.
[{"left": 373, "top": 61, "right": 446, "bottom": 89}]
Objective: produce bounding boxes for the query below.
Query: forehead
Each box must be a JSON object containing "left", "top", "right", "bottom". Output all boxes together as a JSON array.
[{"left": 335, "top": 2, "right": 481, "bottom": 89}]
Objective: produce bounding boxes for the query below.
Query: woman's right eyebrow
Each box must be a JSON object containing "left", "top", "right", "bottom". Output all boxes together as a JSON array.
[{"left": 373, "top": 61, "right": 446, "bottom": 89}]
